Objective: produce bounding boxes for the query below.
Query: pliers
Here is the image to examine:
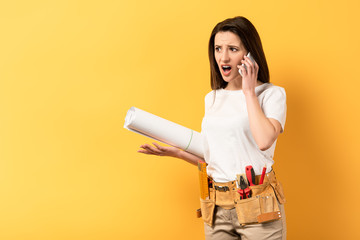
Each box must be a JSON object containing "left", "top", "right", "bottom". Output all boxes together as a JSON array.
[
  {"left": 245, "top": 165, "right": 256, "bottom": 198},
  {"left": 238, "top": 176, "right": 251, "bottom": 199}
]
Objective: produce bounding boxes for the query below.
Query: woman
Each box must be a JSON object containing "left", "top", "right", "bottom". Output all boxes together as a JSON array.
[{"left": 138, "top": 16, "right": 287, "bottom": 240}]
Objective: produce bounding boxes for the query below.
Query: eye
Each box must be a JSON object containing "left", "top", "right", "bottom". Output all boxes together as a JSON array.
[
  {"left": 230, "top": 47, "right": 238, "bottom": 52},
  {"left": 215, "top": 47, "right": 221, "bottom": 52}
]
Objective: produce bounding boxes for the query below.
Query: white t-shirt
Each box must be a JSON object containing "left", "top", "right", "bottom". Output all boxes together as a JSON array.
[{"left": 201, "top": 83, "right": 287, "bottom": 182}]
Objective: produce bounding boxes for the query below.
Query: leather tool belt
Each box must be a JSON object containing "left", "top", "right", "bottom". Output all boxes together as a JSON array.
[{"left": 199, "top": 170, "right": 286, "bottom": 227}]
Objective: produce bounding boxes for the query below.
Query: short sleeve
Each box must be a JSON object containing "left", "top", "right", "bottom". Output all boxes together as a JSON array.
[
  {"left": 204, "top": 91, "right": 215, "bottom": 113},
  {"left": 262, "top": 87, "right": 287, "bottom": 133}
]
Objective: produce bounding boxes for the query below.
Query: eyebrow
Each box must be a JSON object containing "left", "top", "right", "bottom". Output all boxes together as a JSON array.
[{"left": 215, "top": 44, "right": 240, "bottom": 48}]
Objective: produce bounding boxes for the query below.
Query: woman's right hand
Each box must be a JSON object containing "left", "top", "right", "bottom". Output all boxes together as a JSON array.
[{"left": 138, "top": 142, "right": 181, "bottom": 158}]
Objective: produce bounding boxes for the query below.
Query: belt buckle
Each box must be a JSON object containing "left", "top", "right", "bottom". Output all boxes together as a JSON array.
[{"left": 215, "top": 185, "right": 229, "bottom": 192}]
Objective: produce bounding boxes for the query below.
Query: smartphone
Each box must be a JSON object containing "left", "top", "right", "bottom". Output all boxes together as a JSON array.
[{"left": 238, "top": 52, "right": 255, "bottom": 77}]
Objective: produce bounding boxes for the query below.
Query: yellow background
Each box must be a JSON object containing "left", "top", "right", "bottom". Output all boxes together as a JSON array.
[{"left": 1, "top": 0, "right": 359, "bottom": 239}]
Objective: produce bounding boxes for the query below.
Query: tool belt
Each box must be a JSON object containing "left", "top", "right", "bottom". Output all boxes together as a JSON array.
[{"left": 198, "top": 170, "right": 286, "bottom": 227}]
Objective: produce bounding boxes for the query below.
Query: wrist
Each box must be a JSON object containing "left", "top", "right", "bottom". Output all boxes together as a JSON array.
[
  {"left": 244, "top": 90, "right": 256, "bottom": 97},
  {"left": 174, "top": 148, "right": 183, "bottom": 159}
]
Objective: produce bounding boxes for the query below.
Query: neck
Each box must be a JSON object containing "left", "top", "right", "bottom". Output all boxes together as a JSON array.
[{"left": 225, "top": 79, "right": 263, "bottom": 90}]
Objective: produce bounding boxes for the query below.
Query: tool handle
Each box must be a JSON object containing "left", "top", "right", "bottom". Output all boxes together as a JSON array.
[
  {"left": 198, "top": 160, "right": 209, "bottom": 199},
  {"left": 237, "top": 189, "right": 245, "bottom": 200},
  {"left": 259, "top": 166, "right": 267, "bottom": 184},
  {"left": 244, "top": 187, "right": 251, "bottom": 197},
  {"left": 246, "top": 165, "right": 256, "bottom": 186}
]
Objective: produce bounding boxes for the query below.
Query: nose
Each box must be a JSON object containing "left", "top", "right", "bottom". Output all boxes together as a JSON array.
[{"left": 221, "top": 49, "right": 230, "bottom": 62}]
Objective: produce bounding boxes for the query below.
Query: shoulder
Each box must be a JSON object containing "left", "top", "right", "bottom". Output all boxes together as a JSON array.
[
  {"left": 204, "top": 90, "right": 217, "bottom": 110},
  {"left": 205, "top": 90, "right": 216, "bottom": 98},
  {"left": 204, "top": 90, "right": 216, "bottom": 102},
  {"left": 259, "top": 83, "right": 286, "bottom": 99}
]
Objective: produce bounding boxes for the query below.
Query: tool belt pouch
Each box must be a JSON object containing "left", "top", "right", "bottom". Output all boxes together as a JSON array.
[
  {"left": 199, "top": 188, "right": 216, "bottom": 227},
  {"left": 269, "top": 177, "right": 286, "bottom": 204},
  {"left": 198, "top": 171, "right": 286, "bottom": 227},
  {"left": 235, "top": 182, "right": 282, "bottom": 225}
]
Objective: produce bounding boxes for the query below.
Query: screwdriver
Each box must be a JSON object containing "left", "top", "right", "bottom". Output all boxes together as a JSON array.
[{"left": 259, "top": 165, "right": 267, "bottom": 185}]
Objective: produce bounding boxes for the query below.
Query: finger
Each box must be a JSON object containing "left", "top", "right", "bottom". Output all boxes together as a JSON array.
[
  {"left": 140, "top": 143, "right": 152, "bottom": 149},
  {"left": 243, "top": 60, "right": 253, "bottom": 74},
  {"left": 246, "top": 59, "right": 255, "bottom": 74},
  {"left": 141, "top": 143, "right": 159, "bottom": 151},
  {"left": 241, "top": 60, "right": 252, "bottom": 75},
  {"left": 254, "top": 62, "right": 259, "bottom": 79},
  {"left": 238, "top": 65, "right": 247, "bottom": 76},
  {"left": 140, "top": 144, "right": 156, "bottom": 153},
  {"left": 254, "top": 60, "right": 259, "bottom": 72},
  {"left": 244, "top": 56, "right": 254, "bottom": 67},
  {"left": 138, "top": 147, "right": 156, "bottom": 154},
  {"left": 140, "top": 144, "right": 157, "bottom": 154},
  {"left": 144, "top": 144, "right": 163, "bottom": 154},
  {"left": 152, "top": 142, "right": 164, "bottom": 150},
  {"left": 137, "top": 149, "right": 153, "bottom": 155}
]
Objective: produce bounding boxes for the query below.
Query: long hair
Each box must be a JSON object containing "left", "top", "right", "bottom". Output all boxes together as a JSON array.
[{"left": 208, "top": 16, "right": 270, "bottom": 90}]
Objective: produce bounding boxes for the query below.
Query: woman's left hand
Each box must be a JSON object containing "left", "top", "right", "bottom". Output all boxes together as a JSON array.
[
  {"left": 237, "top": 56, "right": 259, "bottom": 95},
  {"left": 138, "top": 142, "right": 181, "bottom": 158}
]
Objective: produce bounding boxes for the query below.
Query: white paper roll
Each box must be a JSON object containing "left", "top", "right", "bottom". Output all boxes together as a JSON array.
[{"left": 124, "top": 107, "right": 204, "bottom": 158}]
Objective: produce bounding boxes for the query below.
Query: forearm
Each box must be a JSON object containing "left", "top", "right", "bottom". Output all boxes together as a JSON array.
[
  {"left": 176, "top": 150, "right": 203, "bottom": 166},
  {"left": 244, "top": 92, "right": 277, "bottom": 150}
]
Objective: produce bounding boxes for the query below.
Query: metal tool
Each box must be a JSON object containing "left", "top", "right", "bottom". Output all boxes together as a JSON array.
[
  {"left": 215, "top": 185, "right": 229, "bottom": 192},
  {"left": 238, "top": 176, "right": 251, "bottom": 199}
]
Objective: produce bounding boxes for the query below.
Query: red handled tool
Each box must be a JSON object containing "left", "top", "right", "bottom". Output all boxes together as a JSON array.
[
  {"left": 245, "top": 165, "right": 256, "bottom": 186},
  {"left": 238, "top": 176, "right": 251, "bottom": 199},
  {"left": 259, "top": 165, "right": 267, "bottom": 184}
]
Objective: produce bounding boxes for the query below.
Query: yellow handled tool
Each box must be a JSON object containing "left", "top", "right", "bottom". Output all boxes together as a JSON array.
[{"left": 198, "top": 160, "right": 209, "bottom": 200}]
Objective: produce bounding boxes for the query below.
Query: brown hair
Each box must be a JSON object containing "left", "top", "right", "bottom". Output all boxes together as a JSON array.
[{"left": 208, "top": 16, "right": 270, "bottom": 90}]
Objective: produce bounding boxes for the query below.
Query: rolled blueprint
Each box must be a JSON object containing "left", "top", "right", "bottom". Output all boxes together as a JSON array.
[{"left": 124, "top": 107, "right": 204, "bottom": 158}]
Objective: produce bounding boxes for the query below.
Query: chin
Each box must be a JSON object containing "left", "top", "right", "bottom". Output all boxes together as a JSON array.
[{"left": 222, "top": 77, "right": 233, "bottom": 83}]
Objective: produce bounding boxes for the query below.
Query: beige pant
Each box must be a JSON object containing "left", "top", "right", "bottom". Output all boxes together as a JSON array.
[{"left": 204, "top": 203, "right": 286, "bottom": 240}]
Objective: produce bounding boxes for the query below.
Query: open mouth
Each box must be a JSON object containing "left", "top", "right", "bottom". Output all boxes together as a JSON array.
[{"left": 221, "top": 65, "right": 232, "bottom": 75}]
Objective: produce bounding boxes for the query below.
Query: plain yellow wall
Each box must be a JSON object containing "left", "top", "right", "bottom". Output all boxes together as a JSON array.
[{"left": 1, "top": 0, "right": 359, "bottom": 239}]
